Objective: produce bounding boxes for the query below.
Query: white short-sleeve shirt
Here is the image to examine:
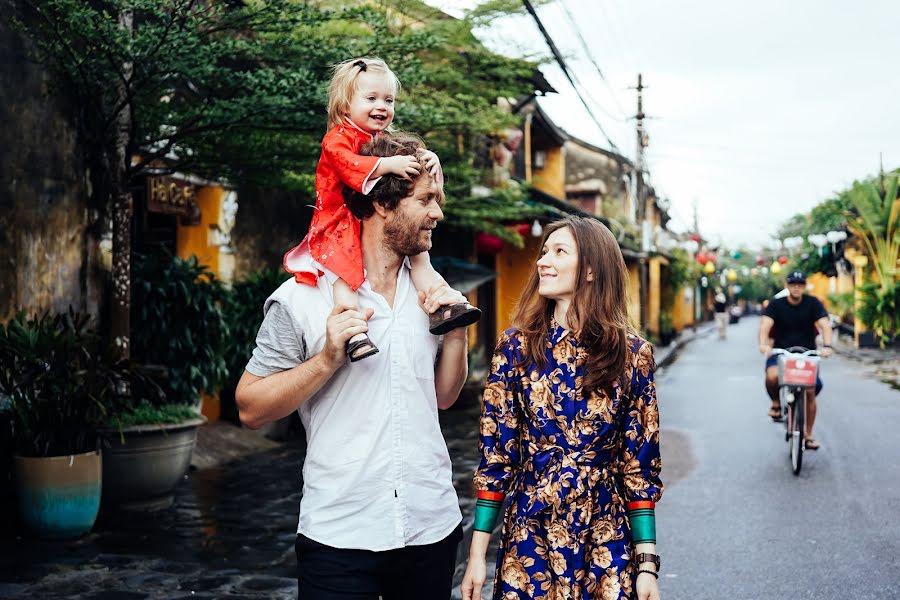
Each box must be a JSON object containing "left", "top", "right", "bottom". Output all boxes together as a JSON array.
[{"left": 246, "top": 259, "right": 462, "bottom": 551}]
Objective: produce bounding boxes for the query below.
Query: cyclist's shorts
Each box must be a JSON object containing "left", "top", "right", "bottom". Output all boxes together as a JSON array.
[{"left": 765, "top": 355, "right": 823, "bottom": 395}]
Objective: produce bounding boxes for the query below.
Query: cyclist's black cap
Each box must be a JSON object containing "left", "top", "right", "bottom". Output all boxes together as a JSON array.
[{"left": 786, "top": 270, "right": 806, "bottom": 283}]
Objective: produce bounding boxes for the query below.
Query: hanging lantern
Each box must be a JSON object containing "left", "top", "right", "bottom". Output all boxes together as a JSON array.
[
  {"left": 726, "top": 269, "right": 737, "bottom": 282},
  {"left": 703, "top": 261, "right": 716, "bottom": 274},
  {"left": 690, "top": 234, "right": 701, "bottom": 242},
  {"left": 732, "top": 250, "right": 742, "bottom": 259},
  {"left": 756, "top": 255, "right": 764, "bottom": 265},
  {"left": 531, "top": 219, "right": 543, "bottom": 237},
  {"left": 750, "top": 268, "right": 759, "bottom": 277},
  {"left": 509, "top": 222, "right": 531, "bottom": 237},
  {"left": 770, "top": 261, "right": 782, "bottom": 275},
  {"left": 778, "top": 255, "right": 788, "bottom": 265},
  {"left": 696, "top": 254, "right": 708, "bottom": 264},
  {"left": 475, "top": 232, "right": 504, "bottom": 255}
]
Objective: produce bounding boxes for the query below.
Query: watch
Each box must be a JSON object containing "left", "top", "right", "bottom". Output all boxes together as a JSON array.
[{"left": 633, "top": 552, "right": 660, "bottom": 571}]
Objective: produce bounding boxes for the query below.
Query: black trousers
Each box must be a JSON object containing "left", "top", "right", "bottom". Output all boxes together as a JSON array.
[{"left": 295, "top": 525, "right": 463, "bottom": 600}]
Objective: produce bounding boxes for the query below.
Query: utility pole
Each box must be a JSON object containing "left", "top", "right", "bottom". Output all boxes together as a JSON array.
[{"left": 634, "top": 74, "right": 650, "bottom": 330}]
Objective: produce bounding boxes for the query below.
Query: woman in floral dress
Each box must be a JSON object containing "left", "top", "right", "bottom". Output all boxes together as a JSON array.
[{"left": 461, "top": 217, "right": 663, "bottom": 600}]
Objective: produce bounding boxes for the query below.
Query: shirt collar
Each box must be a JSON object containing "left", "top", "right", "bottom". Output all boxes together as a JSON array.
[{"left": 548, "top": 315, "right": 573, "bottom": 345}]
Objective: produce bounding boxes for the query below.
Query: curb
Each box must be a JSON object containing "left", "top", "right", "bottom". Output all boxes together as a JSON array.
[{"left": 656, "top": 322, "right": 717, "bottom": 369}]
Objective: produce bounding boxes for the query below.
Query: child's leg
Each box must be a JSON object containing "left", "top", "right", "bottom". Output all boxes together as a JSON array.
[
  {"left": 410, "top": 252, "right": 482, "bottom": 335},
  {"left": 409, "top": 251, "right": 447, "bottom": 299},
  {"left": 333, "top": 278, "right": 378, "bottom": 361}
]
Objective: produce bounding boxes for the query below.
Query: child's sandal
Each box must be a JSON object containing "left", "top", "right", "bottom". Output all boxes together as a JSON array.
[
  {"left": 428, "top": 303, "right": 482, "bottom": 335},
  {"left": 347, "top": 335, "right": 379, "bottom": 362}
]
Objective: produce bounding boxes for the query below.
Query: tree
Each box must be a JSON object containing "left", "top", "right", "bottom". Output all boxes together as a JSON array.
[
  {"left": 13, "top": 0, "right": 547, "bottom": 355},
  {"left": 846, "top": 170, "right": 899, "bottom": 345}
]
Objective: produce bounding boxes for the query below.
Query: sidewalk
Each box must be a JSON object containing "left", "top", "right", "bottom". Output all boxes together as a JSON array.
[
  {"left": 1, "top": 323, "right": 716, "bottom": 600},
  {"left": 832, "top": 334, "right": 900, "bottom": 390},
  {"left": 655, "top": 320, "right": 718, "bottom": 369}
]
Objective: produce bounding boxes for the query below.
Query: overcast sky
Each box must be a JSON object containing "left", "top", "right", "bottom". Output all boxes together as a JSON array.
[{"left": 423, "top": 0, "right": 900, "bottom": 249}]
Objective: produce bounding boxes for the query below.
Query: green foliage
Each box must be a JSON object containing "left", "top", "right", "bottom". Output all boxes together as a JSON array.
[
  {"left": 665, "top": 248, "right": 693, "bottom": 294},
  {"left": 857, "top": 281, "right": 899, "bottom": 347},
  {"left": 827, "top": 291, "right": 855, "bottom": 321},
  {"left": 219, "top": 266, "right": 288, "bottom": 422},
  {"left": 131, "top": 253, "right": 229, "bottom": 406},
  {"left": 12, "top": 0, "right": 545, "bottom": 233},
  {"left": 846, "top": 171, "right": 899, "bottom": 291},
  {"left": 0, "top": 310, "right": 133, "bottom": 456},
  {"left": 106, "top": 400, "right": 197, "bottom": 429},
  {"left": 659, "top": 311, "right": 674, "bottom": 336}
]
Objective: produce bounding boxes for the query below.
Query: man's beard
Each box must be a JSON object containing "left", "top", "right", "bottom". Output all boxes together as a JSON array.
[{"left": 383, "top": 210, "right": 432, "bottom": 256}]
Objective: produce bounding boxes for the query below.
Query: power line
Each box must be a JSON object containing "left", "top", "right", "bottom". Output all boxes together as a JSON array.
[
  {"left": 560, "top": 0, "right": 628, "bottom": 119},
  {"left": 521, "top": 0, "right": 620, "bottom": 151}
]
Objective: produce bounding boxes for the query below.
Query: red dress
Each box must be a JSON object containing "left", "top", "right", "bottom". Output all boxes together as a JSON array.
[{"left": 283, "top": 124, "right": 381, "bottom": 290}]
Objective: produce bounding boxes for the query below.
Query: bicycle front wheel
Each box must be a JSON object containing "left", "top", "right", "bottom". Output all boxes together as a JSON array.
[{"left": 790, "top": 389, "right": 805, "bottom": 475}]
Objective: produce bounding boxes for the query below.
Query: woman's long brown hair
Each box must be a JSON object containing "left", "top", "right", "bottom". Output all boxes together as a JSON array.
[{"left": 511, "top": 216, "right": 634, "bottom": 396}]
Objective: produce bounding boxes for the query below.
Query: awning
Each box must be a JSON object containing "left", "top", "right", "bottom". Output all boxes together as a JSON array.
[{"left": 431, "top": 256, "right": 497, "bottom": 295}]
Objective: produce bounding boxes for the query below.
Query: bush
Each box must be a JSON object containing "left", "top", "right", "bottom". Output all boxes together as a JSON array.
[
  {"left": 0, "top": 310, "right": 131, "bottom": 456},
  {"left": 857, "top": 281, "right": 899, "bottom": 347},
  {"left": 131, "top": 253, "right": 229, "bottom": 410},
  {"left": 219, "top": 267, "right": 289, "bottom": 423}
]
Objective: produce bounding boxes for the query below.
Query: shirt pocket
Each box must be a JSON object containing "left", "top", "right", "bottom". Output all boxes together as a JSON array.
[{"left": 407, "top": 334, "right": 437, "bottom": 381}]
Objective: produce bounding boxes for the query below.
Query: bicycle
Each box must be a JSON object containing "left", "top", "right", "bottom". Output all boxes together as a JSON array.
[{"left": 771, "top": 347, "right": 820, "bottom": 475}]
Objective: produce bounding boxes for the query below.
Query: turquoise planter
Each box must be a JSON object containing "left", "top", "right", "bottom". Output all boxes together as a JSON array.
[{"left": 14, "top": 451, "right": 102, "bottom": 539}]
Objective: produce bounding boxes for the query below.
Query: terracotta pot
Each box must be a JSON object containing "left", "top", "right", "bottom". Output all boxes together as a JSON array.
[{"left": 14, "top": 450, "right": 102, "bottom": 539}]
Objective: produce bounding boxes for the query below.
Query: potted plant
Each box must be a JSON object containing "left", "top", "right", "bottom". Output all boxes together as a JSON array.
[
  {"left": 0, "top": 310, "right": 126, "bottom": 538},
  {"left": 658, "top": 311, "right": 676, "bottom": 347},
  {"left": 99, "top": 253, "right": 225, "bottom": 510}
]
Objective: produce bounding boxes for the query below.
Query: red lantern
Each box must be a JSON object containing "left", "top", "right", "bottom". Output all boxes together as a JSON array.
[
  {"left": 756, "top": 255, "right": 764, "bottom": 265},
  {"left": 778, "top": 255, "right": 788, "bottom": 265},
  {"left": 510, "top": 222, "right": 531, "bottom": 237},
  {"left": 696, "top": 253, "right": 708, "bottom": 264},
  {"left": 690, "top": 234, "right": 701, "bottom": 242},
  {"left": 475, "top": 232, "right": 504, "bottom": 255}
]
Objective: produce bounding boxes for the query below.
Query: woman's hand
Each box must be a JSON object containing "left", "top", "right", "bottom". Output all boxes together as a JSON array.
[
  {"left": 635, "top": 570, "right": 660, "bottom": 600},
  {"left": 460, "top": 556, "right": 487, "bottom": 600}
]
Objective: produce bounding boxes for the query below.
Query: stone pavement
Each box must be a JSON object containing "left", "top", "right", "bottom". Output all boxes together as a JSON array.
[{"left": 1, "top": 323, "right": 715, "bottom": 600}]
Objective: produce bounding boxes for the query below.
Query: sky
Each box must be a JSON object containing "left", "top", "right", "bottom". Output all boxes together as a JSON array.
[{"left": 423, "top": 0, "right": 900, "bottom": 249}]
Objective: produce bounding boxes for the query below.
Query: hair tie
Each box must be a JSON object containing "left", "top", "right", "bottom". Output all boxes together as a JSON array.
[{"left": 353, "top": 60, "right": 367, "bottom": 71}]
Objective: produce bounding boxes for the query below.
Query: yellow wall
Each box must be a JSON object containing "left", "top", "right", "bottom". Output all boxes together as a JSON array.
[
  {"left": 627, "top": 263, "right": 641, "bottom": 331},
  {"left": 671, "top": 285, "right": 695, "bottom": 332},
  {"left": 647, "top": 256, "right": 666, "bottom": 336},
  {"left": 176, "top": 185, "right": 224, "bottom": 273},
  {"left": 176, "top": 185, "right": 225, "bottom": 422},
  {"left": 532, "top": 146, "right": 566, "bottom": 199},
  {"left": 494, "top": 236, "right": 542, "bottom": 339}
]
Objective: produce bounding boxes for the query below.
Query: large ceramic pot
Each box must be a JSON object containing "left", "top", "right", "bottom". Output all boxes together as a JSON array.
[
  {"left": 100, "top": 417, "right": 206, "bottom": 511},
  {"left": 14, "top": 450, "right": 102, "bottom": 539}
]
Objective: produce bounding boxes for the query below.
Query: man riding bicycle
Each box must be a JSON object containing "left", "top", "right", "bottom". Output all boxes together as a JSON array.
[{"left": 758, "top": 271, "right": 833, "bottom": 450}]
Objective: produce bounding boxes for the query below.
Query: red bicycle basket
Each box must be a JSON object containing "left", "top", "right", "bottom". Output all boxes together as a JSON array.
[{"left": 778, "top": 356, "right": 818, "bottom": 387}]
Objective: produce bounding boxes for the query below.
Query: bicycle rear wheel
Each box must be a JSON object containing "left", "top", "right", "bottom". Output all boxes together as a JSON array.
[{"left": 790, "top": 389, "right": 805, "bottom": 475}]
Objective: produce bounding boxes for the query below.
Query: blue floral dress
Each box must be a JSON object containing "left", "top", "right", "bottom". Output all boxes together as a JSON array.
[{"left": 474, "top": 323, "right": 663, "bottom": 600}]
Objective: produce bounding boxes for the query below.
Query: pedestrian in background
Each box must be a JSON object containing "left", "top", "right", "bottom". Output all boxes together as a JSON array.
[
  {"left": 237, "top": 133, "right": 468, "bottom": 599},
  {"left": 461, "top": 216, "right": 663, "bottom": 600},
  {"left": 714, "top": 288, "right": 728, "bottom": 339}
]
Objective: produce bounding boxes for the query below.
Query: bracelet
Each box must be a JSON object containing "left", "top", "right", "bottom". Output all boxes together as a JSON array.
[
  {"left": 626, "top": 501, "right": 657, "bottom": 544},
  {"left": 473, "top": 490, "right": 505, "bottom": 533},
  {"left": 636, "top": 569, "right": 659, "bottom": 579}
]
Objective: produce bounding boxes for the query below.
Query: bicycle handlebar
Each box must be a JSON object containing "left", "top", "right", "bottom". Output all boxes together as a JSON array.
[{"left": 771, "top": 347, "right": 820, "bottom": 357}]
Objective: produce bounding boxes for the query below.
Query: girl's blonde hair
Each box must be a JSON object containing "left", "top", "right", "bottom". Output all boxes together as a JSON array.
[{"left": 327, "top": 57, "right": 401, "bottom": 130}]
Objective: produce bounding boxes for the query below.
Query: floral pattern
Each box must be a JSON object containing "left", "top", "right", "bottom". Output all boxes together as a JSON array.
[{"left": 474, "top": 322, "right": 663, "bottom": 600}]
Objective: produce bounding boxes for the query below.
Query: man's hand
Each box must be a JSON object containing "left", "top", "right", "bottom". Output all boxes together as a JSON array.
[
  {"left": 381, "top": 155, "right": 421, "bottom": 180},
  {"left": 321, "top": 305, "right": 374, "bottom": 369},
  {"left": 758, "top": 343, "right": 772, "bottom": 356},
  {"left": 418, "top": 284, "right": 469, "bottom": 342},
  {"left": 820, "top": 346, "right": 833, "bottom": 358}
]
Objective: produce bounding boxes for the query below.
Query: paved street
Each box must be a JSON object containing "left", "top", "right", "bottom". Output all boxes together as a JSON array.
[
  {"left": 657, "top": 315, "right": 900, "bottom": 599},
  {"left": 2, "top": 316, "right": 898, "bottom": 599}
]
